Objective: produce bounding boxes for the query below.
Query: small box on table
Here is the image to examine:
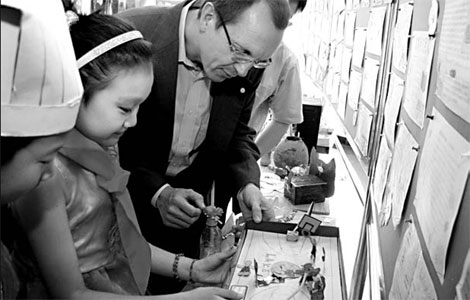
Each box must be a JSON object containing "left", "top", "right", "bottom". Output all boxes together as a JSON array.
[{"left": 284, "top": 174, "right": 327, "bottom": 205}]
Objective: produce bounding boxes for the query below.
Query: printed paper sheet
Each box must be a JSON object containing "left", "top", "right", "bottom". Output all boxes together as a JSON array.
[
  {"left": 344, "top": 12, "right": 357, "bottom": 47},
  {"left": 372, "top": 137, "right": 392, "bottom": 212},
  {"left": 347, "top": 70, "right": 363, "bottom": 110},
  {"left": 337, "top": 82, "right": 348, "bottom": 119},
  {"left": 361, "top": 57, "right": 380, "bottom": 107},
  {"left": 403, "top": 32, "right": 435, "bottom": 128},
  {"left": 340, "top": 48, "right": 353, "bottom": 83},
  {"left": 352, "top": 28, "right": 367, "bottom": 68},
  {"left": 435, "top": 0, "right": 470, "bottom": 123},
  {"left": 392, "top": 2, "right": 414, "bottom": 74},
  {"left": 354, "top": 103, "right": 373, "bottom": 157},
  {"left": 456, "top": 250, "right": 470, "bottom": 300},
  {"left": 383, "top": 73, "right": 405, "bottom": 145},
  {"left": 366, "top": 6, "right": 387, "bottom": 56},
  {"left": 382, "top": 124, "right": 419, "bottom": 228},
  {"left": 414, "top": 109, "right": 470, "bottom": 283},
  {"left": 389, "top": 221, "right": 437, "bottom": 300}
]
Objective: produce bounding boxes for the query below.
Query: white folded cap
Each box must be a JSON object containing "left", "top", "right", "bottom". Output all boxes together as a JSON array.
[{"left": 1, "top": 0, "right": 83, "bottom": 137}]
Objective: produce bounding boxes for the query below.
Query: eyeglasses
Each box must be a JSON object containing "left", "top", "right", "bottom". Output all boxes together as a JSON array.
[{"left": 217, "top": 10, "right": 272, "bottom": 69}]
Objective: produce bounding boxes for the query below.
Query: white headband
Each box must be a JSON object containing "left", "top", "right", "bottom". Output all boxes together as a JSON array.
[{"left": 76, "top": 30, "right": 143, "bottom": 69}]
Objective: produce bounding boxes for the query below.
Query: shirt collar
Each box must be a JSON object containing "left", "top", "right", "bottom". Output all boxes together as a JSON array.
[
  {"left": 59, "top": 129, "right": 119, "bottom": 183},
  {"left": 178, "top": 0, "right": 204, "bottom": 72}
]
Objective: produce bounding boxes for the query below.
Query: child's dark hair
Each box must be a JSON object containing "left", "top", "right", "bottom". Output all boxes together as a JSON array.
[
  {"left": 69, "top": 13, "right": 153, "bottom": 104},
  {"left": 1, "top": 137, "right": 35, "bottom": 167}
]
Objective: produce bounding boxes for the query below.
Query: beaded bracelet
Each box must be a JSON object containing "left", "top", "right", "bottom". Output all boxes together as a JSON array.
[
  {"left": 172, "top": 253, "right": 184, "bottom": 281},
  {"left": 189, "top": 259, "right": 196, "bottom": 284}
]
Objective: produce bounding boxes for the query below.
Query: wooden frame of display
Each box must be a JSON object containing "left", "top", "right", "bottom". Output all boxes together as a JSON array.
[{"left": 224, "top": 221, "right": 347, "bottom": 300}]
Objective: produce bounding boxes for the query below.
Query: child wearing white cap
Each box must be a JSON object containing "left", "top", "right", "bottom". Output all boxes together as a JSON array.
[
  {"left": 1, "top": 0, "right": 83, "bottom": 298},
  {"left": 8, "top": 10, "right": 241, "bottom": 300}
]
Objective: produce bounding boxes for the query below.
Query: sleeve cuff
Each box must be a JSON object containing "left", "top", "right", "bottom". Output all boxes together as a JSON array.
[
  {"left": 151, "top": 183, "right": 170, "bottom": 208},
  {"left": 236, "top": 186, "right": 244, "bottom": 202}
]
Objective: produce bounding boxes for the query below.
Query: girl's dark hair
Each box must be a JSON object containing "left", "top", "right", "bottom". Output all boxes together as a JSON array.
[
  {"left": 69, "top": 13, "right": 153, "bottom": 104},
  {"left": 1, "top": 137, "right": 35, "bottom": 167}
]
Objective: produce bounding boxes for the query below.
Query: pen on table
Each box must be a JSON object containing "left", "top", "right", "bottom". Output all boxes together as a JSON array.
[
  {"left": 254, "top": 258, "right": 259, "bottom": 287},
  {"left": 307, "top": 201, "right": 314, "bottom": 216}
]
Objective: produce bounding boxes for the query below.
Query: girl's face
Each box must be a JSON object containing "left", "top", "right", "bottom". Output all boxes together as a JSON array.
[
  {"left": 76, "top": 63, "right": 153, "bottom": 148},
  {"left": 1, "top": 133, "right": 68, "bottom": 204}
]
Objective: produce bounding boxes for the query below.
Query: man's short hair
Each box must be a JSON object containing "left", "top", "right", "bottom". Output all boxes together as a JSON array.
[
  {"left": 205, "top": 0, "right": 290, "bottom": 30},
  {"left": 296, "top": 0, "right": 307, "bottom": 13}
]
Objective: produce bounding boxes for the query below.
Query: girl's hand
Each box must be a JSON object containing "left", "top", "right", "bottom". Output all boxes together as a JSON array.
[
  {"left": 192, "top": 246, "right": 237, "bottom": 284},
  {"left": 178, "top": 287, "right": 242, "bottom": 300}
]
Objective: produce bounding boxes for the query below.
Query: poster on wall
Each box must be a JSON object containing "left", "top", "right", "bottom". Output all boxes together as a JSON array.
[
  {"left": 366, "top": 6, "right": 387, "bottom": 56},
  {"left": 382, "top": 124, "right": 418, "bottom": 228},
  {"left": 372, "top": 137, "right": 392, "bottom": 212},
  {"left": 344, "top": 12, "right": 357, "bottom": 47},
  {"left": 351, "top": 28, "right": 367, "bottom": 68},
  {"left": 347, "top": 70, "right": 363, "bottom": 111},
  {"left": 402, "top": 31, "right": 435, "bottom": 128},
  {"left": 337, "top": 82, "right": 348, "bottom": 119},
  {"left": 361, "top": 57, "right": 380, "bottom": 108},
  {"left": 389, "top": 220, "right": 437, "bottom": 300},
  {"left": 456, "top": 250, "right": 470, "bottom": 300},
  {"left": 414, "top": 109, "right": 470, "bottom": 283},
  {"left": 383, "top": 73, "right": 404, "bottom": 145},
  {"left": 391, "top": 1, "right": 414, "bottom": 74},
  {"left": 354, "top": 103, "right": 373, "bottom": 157},
  {"left": 435, "top": 0, "right": 470, "bottom": 123}
]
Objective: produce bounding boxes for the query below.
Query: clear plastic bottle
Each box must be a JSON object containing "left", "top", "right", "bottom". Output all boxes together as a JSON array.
[{"left": 199, "top": 206, "right": 223, "bottom": 258}]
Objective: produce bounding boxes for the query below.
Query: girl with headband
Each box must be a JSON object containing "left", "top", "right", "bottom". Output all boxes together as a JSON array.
[{"left": 9, "top": 12, "right": 241, "bottom": 300}]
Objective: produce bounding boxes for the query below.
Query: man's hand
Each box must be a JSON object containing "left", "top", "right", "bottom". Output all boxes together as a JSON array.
[
  {"left": 157, "top": 186, "right": 205, "bottom": 229},
  {"left": 237, "top": 183, "right": 275, "bottom": 223}
]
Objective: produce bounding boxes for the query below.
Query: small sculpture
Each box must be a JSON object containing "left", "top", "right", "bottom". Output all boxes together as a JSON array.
[
  {"left": 238, "top": 260, "right": 252, "bottom": 276},
  {"left": 300, "top": 264, "right": 326, "bottom": 300},
  {"left": 287, "top": 263, "right": 326, "bottom": 300},
  {"left": 199, "top": 206, "right": 223, "bottom": 258},
  {"left": 273, "top": 136, "right": 309, "bottom": 171}
]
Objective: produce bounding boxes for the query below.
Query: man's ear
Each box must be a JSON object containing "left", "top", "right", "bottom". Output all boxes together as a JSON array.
[{"left": 199, "top": 2, "right": 216, "bottom": 31}]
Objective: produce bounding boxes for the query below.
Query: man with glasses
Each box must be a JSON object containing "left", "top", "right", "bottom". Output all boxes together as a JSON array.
[
  {"left": 250, "top": 0, "right": 307, "bottom": 166},
  {"left": 118, "top": 0, "right": 290, "bottom": 295}
]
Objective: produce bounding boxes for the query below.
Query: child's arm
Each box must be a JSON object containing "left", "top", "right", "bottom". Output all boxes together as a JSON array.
[
  {"left": 13, "top": 173, "right": 89, "bottom": 299},
  {"left": 13, "top": 173, "right": 239, "bottom": 300},
  {"left": 148, "top": 243, "right": 238, "bottom": 285},
  {"left": 148, "top": 244, "right": 194, "bottom": 279}
]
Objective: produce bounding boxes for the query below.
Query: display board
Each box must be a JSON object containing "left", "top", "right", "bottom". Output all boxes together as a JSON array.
[
  {"left": 372, "top": 0, "right": 470, "bottom": 299},
  {"left": 225, "top": 222, "right": 347, "bottom": 300},
  {"left": 299, "top": 0, "right": 470, "bottom": 299}
]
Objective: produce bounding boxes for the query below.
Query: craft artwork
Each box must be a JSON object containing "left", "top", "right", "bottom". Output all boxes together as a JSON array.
[
  {"left": 297, "top": 215, "right": 322, "bottom": 236},
  {"left": 238, "top": 260, "right": 252, "bottom": 277},
  {"left": 282, "top": 147, "right": 337, "bottom": 205},
  {"left": 273, "top": 136, "right": 309, "bottom": 171},
  {"left": 228, "top": 229, "right": 342, "bottom": 300},
  {"left": 226, "top": 214, "right": 342, "bottom": 300},
  {"left": 290, "top": 264, "right": 326, "bottom": 300},
  {"left": 199, "top": 206, "right": 223, "bottom": 258}
]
